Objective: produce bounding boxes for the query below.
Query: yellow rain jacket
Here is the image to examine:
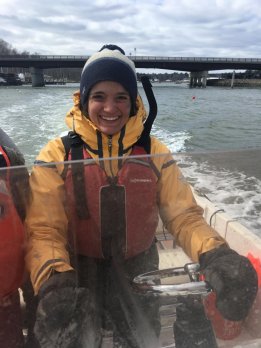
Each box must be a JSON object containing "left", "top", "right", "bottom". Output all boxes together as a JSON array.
[{"left": 25, "top": 92, "right": 226, "bottom": 294}]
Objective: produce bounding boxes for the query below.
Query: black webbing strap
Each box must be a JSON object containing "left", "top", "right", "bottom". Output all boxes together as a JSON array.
[
  {"left": 61, "top": 134, "right": 71, "bottom": 162},
  {"left": 100, "top": 185, "right": 126, "bottom": 259},
  {"left": 61, "top": 132, "right": 89, "bottom": 219},
  {"left": 136, "top": 75, "right": 158, "bottom": 153}
]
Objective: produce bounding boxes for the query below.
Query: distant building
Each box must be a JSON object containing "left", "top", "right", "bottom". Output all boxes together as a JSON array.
[{"left": 0, "top": 73, "right": 23, "bottom": 86}]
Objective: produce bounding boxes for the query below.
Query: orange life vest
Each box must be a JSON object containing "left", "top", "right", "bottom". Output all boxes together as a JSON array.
[
  {"left": 64, "top": 146, "right": 159, "bottom": 259},
  {"left": 0, "top": 146, "right": 25, "bottom": 298}
]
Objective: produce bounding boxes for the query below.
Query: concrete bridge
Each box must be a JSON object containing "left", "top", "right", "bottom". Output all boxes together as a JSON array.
[{"left": 1, "top": 54, "right": 261, "bottom": 87}]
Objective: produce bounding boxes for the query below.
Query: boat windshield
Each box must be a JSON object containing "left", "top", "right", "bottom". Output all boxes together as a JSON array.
[{"left": 0, "top": 151, "right": 261, "bottom": 348}]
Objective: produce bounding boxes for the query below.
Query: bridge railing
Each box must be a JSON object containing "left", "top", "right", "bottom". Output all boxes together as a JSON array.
[
  {"left": 133, "top": 56, "right": 261, "bottom": 63},
  {"left": 0, "top": 55, "right": 260, "bottom": 63},
  {"left": 0, "top": 55, "right": 89, "bottom": 60}
]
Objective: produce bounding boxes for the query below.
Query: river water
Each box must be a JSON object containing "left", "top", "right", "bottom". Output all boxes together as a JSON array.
[{"left": 1, "top": 83, "right": 261, "bottom": 235}]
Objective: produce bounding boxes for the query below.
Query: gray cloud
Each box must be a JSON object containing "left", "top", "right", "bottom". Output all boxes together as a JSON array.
[{"left": 1, "top": 0, "right": 260, "bottom": 58}]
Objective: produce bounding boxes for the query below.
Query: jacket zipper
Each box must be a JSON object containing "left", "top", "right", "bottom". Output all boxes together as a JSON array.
[
  {"left": 108, "top": 135, "right": 112, "bottom": 157},
  {"left": 108, "top": 135, "right": 114, "bottom": 178}
]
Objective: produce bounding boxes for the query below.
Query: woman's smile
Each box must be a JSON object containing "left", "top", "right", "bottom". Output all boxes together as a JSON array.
[{"left": 100, "top": 115, "right": 121, "bottom": 121}]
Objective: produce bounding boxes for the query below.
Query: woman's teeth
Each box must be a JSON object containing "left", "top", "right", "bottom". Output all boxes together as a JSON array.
[{"left": 101, "top": 115, "right": 119, "bottom": 121}]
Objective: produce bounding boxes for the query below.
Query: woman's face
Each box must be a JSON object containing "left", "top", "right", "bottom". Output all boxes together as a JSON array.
[{"left": 87, "top": 81, "right": 131, "bottom": 135}]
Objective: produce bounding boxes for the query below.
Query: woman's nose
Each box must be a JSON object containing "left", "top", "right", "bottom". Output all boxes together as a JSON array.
[{"left": 103, "top": 98, "right": 117, "bottom": 112}]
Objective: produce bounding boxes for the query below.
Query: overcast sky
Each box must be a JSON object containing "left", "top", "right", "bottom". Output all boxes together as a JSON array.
[{"left": 1, "top": 0, "right": 260, "bottom": 59}]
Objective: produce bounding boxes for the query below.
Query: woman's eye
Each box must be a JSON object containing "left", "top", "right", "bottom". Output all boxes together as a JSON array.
[
  {"left": 117, "top": 95, "right": 129, "bottom": 101},
  {"left": 91, "top": 94, "right": 104, "bottom": 101}
]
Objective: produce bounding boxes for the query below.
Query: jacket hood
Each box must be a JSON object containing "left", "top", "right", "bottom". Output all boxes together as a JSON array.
[{"left": 65, "top": 91, "right": 147, "bottom": 159}]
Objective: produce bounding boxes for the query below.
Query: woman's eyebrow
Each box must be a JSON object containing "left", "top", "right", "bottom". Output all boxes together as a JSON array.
[
  {"left": 90, "top": 91, "right": 129, "bottom": 96},
  {"left": 116, "top": 92, "right": 129, "bottom": 96},
  {"left": 89, "top": 91, "right": 105, "bottom": 95}
]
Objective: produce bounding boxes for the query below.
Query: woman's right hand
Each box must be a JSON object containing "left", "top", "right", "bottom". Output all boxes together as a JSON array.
[{"left": 34, "top": 271, "right": 96, "bottom": 348}]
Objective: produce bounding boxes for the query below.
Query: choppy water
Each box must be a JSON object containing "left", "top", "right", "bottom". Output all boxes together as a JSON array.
[{"left": 1, "top": 83, "right": 261, "bottom": 235}]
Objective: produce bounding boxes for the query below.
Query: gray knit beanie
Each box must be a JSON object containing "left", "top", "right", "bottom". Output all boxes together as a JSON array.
[{"left": 80, "top": 44, "right": 137, "bottom": 115}]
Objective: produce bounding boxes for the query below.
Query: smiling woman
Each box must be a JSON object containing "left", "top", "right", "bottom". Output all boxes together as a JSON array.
[{"left": 87, "top": 81, "right": 131, "bottom": 135}]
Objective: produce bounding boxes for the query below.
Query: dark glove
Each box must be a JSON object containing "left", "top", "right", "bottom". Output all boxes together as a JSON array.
[
  {"left": 200, "top": 246, "right": 258, "bottom": 321},
  {"left": 34, "top": 271, "right": 94, "bottom": 348}
]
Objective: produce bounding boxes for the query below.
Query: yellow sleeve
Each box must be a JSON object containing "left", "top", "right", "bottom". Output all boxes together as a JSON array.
[
  {"left": 25, "top": 138, "right": 73, "bottom": 294},
  {"left": 150, "top": 137, "right": 226, "bottom": 262}
]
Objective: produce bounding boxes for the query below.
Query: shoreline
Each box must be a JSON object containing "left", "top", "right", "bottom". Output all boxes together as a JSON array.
[{"left": 207, "top": 78, "right": 261, "bottom": 87}]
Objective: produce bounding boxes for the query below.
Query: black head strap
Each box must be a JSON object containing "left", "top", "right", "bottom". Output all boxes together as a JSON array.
[{"left": 136, "top": 75, "right": 157, "bottom": 153}]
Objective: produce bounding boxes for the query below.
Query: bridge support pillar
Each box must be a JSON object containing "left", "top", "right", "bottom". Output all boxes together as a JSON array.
[
  {"left": 31, "top": 67, "right": 45, "bottom": 87},
  {"left": 190, "top": 71, "right": 208, "bottom": 87},
  {"left": 231, "top": 70, "right": 235, "bottom": 88}
]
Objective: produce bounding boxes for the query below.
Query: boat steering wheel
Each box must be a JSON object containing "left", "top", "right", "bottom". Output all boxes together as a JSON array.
[{"left": 132, "top": 263, "right": 211, "bottom": 297}]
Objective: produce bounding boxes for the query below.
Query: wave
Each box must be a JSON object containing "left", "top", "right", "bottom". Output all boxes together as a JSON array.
[{"left": 173, "top": 151, "right": 261, "bottom": 236}]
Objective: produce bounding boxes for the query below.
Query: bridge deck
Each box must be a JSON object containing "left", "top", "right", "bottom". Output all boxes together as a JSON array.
[{"left": 1, "top": 55, "right": 261, "bottom": 71}]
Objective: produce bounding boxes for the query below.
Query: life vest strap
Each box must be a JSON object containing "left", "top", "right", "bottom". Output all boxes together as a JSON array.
[
  {"left": 62, "top": 132, "right": 90, "bottom": 219},
  {"left": 0, "top": 146, "right": 11, "bottom": 167}
]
